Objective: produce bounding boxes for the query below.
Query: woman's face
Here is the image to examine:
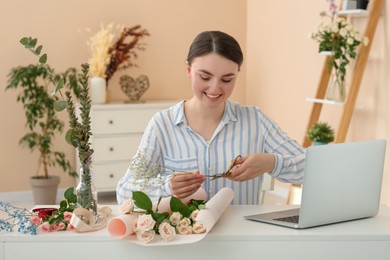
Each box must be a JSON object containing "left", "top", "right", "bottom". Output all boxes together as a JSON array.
[{"left": 187, "top": 53, "right": 239, "bottom": 107}]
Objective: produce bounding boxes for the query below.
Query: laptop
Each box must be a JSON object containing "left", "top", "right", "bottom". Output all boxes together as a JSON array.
[{"left": 245, "top": 139, "right": 386, "bottom": 229}]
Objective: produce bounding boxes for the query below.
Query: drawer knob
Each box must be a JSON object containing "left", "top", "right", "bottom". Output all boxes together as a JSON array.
[
  {"left": 109, "top": 147, "right": 114, "bottom": 152},
  {"left": 109, "top": 120, "right": 114, "bottom": 125},
  {"left": 109, "top": 174, "right": 114, "bottom": 178}
]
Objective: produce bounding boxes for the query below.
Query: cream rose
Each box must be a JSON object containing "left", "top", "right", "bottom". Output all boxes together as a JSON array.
[
  {"left": 190, "top": 209, "right": 199, "bottom": 221},
  {"left": 136, "top": 229, "right": 155, "bottom": 244},
  {"left": 178, "top": 217, "right": 191, "bottom": 227},
  {"left": 176, "top": 224, "right": 192, "bottom": 235},
  {"left": 119, "top": 198, "right": 135, "bottom": 214},
  {"left": 169, "top": 212, "right": 182, "bottom": 226},
  {"left": 136, "top": 214, "right": 156, "bottom": 232},
  {"left": 158, "top": 222, "right": 176, "bottom": 242},
  {"left": 192, "top": 221, "right": 206, "bottom": 234}
]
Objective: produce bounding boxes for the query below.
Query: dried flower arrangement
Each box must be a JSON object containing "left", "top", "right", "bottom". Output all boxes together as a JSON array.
[{"left": 87, "top": 23, "right": 150, "bottom": 83}]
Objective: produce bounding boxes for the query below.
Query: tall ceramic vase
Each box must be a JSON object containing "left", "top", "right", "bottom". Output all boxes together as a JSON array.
[
  {"left": 76, "top": 163, "right": 98, "bottom": 216},
  {"left": 90, "top": 77, "right": 106, "bottom": 104}
]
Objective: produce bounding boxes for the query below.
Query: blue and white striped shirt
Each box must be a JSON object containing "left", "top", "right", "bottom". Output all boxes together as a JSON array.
[{"left": 117, "top": 100, "right": 305, "bottom": 205}]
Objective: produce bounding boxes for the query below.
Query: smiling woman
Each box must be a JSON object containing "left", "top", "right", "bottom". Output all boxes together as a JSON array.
[{"left": 116, "top": 31, "right": 305, "bottom": 206}]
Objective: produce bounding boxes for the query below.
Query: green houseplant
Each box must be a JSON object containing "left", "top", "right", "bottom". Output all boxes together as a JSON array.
[
  {"left": 307, "top": 122, "right": 335, "bottom": 145},
  {"left": 6, "top": 51, "right": 80, "bottom": 204},
  {"left": 19, "top": 36, "right": 97, "bottom": 215}
]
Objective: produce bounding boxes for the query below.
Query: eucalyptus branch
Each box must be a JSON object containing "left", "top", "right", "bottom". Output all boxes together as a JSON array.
[{"left": 18, "top": 36, "right": 96, "bottom": 215}]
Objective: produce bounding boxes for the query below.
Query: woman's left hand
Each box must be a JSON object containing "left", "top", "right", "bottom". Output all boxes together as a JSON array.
[{"left": 229, "top": 153, "right": 275, "bottom": 182}]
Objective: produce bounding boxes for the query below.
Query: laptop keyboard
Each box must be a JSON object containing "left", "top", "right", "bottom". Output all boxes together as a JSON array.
[{"left": 274, "top": 215, "right": 300, "bottom": 223}]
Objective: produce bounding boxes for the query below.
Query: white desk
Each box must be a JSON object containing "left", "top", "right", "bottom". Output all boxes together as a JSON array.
[{"left": 1, "top": 205, "right": 390, "bottom": 260}]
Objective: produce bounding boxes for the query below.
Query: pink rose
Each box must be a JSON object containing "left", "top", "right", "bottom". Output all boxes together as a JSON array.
[
  {"left": 169, "top": 212, "right": 182, "bottom": 226},
  {"left": 50, "top": 224, "right": 59, "bottom": 232},
  {"left": 176, "top": 224, "right": 192, "bottom": 235},
  {"left": 58, "top": 222, "right": 66, "bottom": 230},
  {"left": 119, "top": 199, "right": 135, "bottom": 214},
  {"left": 67, "top": 224, "right": 76, "bottom": 231},
  {"left": 190, "top": 210, "right": 199, "bottom": 221},
  {"left": 136, "top": 214, "right": 156, "bottom": 232},
  {"left": 136, "top": 230, "right": 155, "bottom": 244},
  {"left": 158, "top": 222, "right": 176, "bottom": 242},
  {"left": 63, "top": 212, "right": 73, "bottom": 222},
  {"left": 40, "top": 222, "right": 50, "bottom": 233},
  {"left": 192, "top": 221, "right": 206, "bottom": 234},
  {"left": 30, "top": 216, "right": 41, "bottom": 226}
]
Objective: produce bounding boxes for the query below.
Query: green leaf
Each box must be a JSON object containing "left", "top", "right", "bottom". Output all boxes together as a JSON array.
[
  {"left": 65, "top": 129, "right": 76, "bottom": 147},
  {"left": 54, "top": 101, "right": 67, "bottom": 111},
  {"left": 35, "top": 45, "right": 43, "bottom": 55},
  {"left": 152, "top": 212, "right": 169, "bottom": 224},
  {"left": 170, "top": 196, "right": 186, "bottom": 212},
  {"left": 132, "top": 191, "right": 153, "bottom": 211},
  {"left": 51, "top": 78, "right": 65, "bottom": 96},
  {"left": 65, "top": 187, "right": 77, "bottom": 203},
  {"left": 20, "top": 37, "right": 29, "bottom": 46},
  {"left": 39, "top": 54, "right": 47, "bottom": 64},
  {"left": 30, "top": 38, "right": 37, "bottom": 48},
  {"left": 60, "top": 200, "right": 67, "bottom": 209}
]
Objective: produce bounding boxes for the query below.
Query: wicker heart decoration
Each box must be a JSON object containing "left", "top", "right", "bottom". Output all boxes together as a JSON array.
[{"left": 120, "top": 75, "right": 150, "bottom": 102}]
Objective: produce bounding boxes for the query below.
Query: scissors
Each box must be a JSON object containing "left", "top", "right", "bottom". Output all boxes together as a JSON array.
[{"left": 204, "top": 155, "right": 241, "bottom": 180}]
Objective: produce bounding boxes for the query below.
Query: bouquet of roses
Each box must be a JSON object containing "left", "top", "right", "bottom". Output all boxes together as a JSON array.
[
  {"left": 116, "top": 191, "right": 207, "bottom": 244},
  {"left": 36, "top": 187, "right": 78, "bottom": 232}
]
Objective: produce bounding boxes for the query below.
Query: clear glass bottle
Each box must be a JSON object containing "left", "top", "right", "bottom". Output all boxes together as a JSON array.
[{"left": 76, "top": 163, "right": 98, "bottom": 216}]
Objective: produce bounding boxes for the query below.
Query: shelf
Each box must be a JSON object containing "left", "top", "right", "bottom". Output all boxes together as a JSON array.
[
  {"left": 306, "top": 98, "right": 343, "bottom": 106},
  {"left": 320, "top": 51, "right": 333, "bottom": 56},
  {"left": 337, "top": 9, "right": 369, "bottom": 17},
  {"left": 306, "top": 98, "right": 363, "bottom": 109}
]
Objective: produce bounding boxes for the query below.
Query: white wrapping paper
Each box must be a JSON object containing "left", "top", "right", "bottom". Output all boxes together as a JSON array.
[{"left": 108, "top": 187, "right": 234, "bottom": 246}]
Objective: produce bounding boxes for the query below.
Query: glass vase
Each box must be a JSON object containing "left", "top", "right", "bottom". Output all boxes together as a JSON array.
[
  {"left": 76, "top": 163, "right": 98, "bottom": 216},
  {"left": 326, "top": 72, "right": 346, "bottom": 102}
]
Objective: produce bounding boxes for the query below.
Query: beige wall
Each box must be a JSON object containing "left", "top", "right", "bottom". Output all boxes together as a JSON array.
[
  {"left": 247, "top": 0, "right": 390, "bottom": 206},
  {"left": 0, "top": 0, "right": 246, "bottom": 192},
  {"left": 1, "top": 0, "right": 389, "bottom": 206}
]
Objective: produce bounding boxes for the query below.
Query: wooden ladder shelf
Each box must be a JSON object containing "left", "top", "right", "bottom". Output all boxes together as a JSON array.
[
  {"left": 302, "top": 0, "right": 382, "bottom": 147},
  {"left": 287, "top": 0, "right": 382, "bottom": 205}
]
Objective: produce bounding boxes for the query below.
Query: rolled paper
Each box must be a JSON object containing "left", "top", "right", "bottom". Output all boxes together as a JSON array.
[
  {"left": 195, "top": 187, "right": 234, "bottom": 232},
  {"left": 108, "top": 214, "right": 138, "bottom": 238},
  {"left": 181, "top": 187, "right": 207, "bottom": 205},
  {"left": 153, "top": 188, "right": 207, "bottom": 213}
]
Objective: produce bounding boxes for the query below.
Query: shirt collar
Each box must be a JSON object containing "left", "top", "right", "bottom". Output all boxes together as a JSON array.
[{"left": 173, "top": 99, "right": 238, "bottom": 126}]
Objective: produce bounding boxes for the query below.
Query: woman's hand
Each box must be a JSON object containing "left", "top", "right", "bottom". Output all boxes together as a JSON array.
[
  {"left": 170, "top": 171, "right": 206, "bottom": 199},
  {"left": 229, "top": 153, "right": 275, "bottom": 182}
]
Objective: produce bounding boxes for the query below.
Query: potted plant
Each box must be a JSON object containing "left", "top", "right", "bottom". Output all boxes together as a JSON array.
[
  {"left": 6, "top": 54, "right": 80, "bottom": 204},
  {"left": 19, "top": 37, "right": 97, "bottom": 215},
  {"left": 307, "top": 122, "right": 335, "bottom": 145}
]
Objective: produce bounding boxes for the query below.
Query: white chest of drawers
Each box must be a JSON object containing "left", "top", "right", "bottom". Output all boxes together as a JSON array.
[{"left": 77, "top": 101, "right": 176, "bottom": 193}]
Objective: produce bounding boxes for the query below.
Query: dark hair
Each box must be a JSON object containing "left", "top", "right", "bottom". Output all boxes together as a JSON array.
[{"left": 186, "top": 31, "right": 243, "bottom": 69}]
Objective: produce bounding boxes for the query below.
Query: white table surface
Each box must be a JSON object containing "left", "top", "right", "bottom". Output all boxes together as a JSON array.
[{"left": 1, "top": 204, "right": 390, "bottom": 260}]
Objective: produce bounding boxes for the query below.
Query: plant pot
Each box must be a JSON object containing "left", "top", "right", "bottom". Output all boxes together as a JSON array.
[
  {"left": 312, "top": 141, "right": 327, "bottom": 146},
  {"left": 29, "top": 176, "right": 60, "bottom": 205}
]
